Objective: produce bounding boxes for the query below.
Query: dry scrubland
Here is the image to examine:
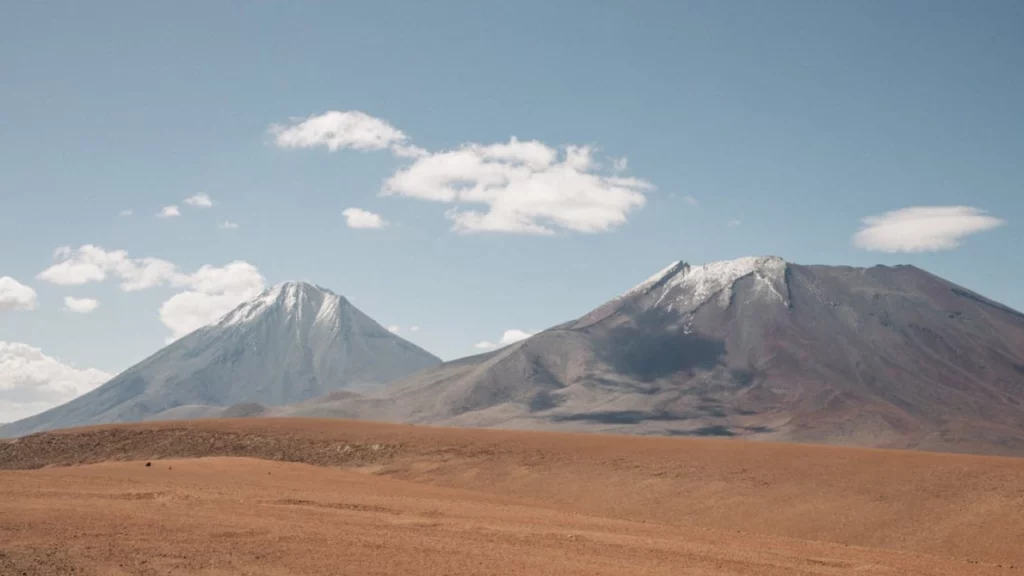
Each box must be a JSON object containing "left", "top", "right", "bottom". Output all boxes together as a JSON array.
[{"left": 2, "top": 418, "right": 1023, "bottom": 575}]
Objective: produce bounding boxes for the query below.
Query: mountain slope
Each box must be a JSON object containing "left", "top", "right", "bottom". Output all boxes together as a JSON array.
[
  {"left": 290, "top": 257, "right": 1024, "bottom": 455},
  {"left": 0, "top": 282, "right": 440, "bottom": 437}
]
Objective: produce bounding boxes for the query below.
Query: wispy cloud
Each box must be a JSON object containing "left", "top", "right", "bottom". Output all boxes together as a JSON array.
[
  {"left": 158, "top": 205, "right": 180, "bottom": 218},
  {"left": 64, "top": 297, "right": 99, "bottom": 314},
  {"left": 219, "top": 220, "right": 240, "bottom": 230},
  {"left": 853, "top": 206, "right": 1006, "bottom": 253},
  {"left": 499, "top": 329, "right": 533, "bottom": 345},
  {"left": 184, "top": 193, "right": 213, "bottom": 208},
  {"left": 727, "top": 219, "right": 742, "bottom": 228},
  {"left": 270, "top": 110, "right": 426, "bottom": 158},
  {"left": 474, "top": 329, "right": 535, "bottom": 350},
  {"left": 342, "top": 207, "right": 387, "bottom": 229}
]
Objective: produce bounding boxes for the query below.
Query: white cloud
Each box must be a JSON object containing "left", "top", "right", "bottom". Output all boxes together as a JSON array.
[
  {"left": 271, "top": 110, "right": 653, "bottom": 235},
  {"left": 385, "top": 140, "right": 651, "bottom": 235},
  {"left": 37, "top": 245, "right": 123, "bottom": 286},
  {"left": 37, "top": 246, "right": 178, "bottom": 291},
  {"left": 119, "top": 209, "right": 133, "bottom": 217},
  {"left": 342, "top": 207, "right": 388, "bottom": 229},
  {"left": 853, "top": 206, "right": 1006, "bottom": 253},
  {"left": 410, "top": 326, "right": 420, "bottom": 332},
  {"left": 499, "top": 329, "right": 534, "bottom": 345},
  {"left": 64, "top": 297, "right": 99, "bottom": 314},
  {"left": 727, "top": 219, "right": 742, "bottom": 228},
  {"left": 158, "top": 205, "right": 181, "bottom": 218},
  {"left": 184, "top": 193, "right": 213, "bottom": 208},
  {"left": 0, "top": 277, "right": 38, "bottom": 311},
  {"left": 36, "top": 245, "right": 264, "bottom": 341},
  {"left": 219, "top": 220, "right": 240, "bottom": 230},
  {"left": 391, "top": 143, "right": 429, "bottom": 159},
  {"left": 387, "top": 325, "right": 401, "bottom": 334},
  {"left": 683, "top": 195, "right": 699, "bottom": 206},
  {"left": 0, "top": 342, "right": 111, "bottom": 422},
  {"left": 159, "top": 261, "right": 265, "bottom": 341},
  {"left": 474, "top": 329, "right": 535, "bottom": 351},
  {"left": 117, "top": 257, "right": 180, "bottom": 291},
  {"left": 269, "top": 110, "right": 425, "bottom": 157}
]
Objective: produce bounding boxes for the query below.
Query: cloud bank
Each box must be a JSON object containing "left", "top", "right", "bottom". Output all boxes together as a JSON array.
[{"left": 0, "top": 342, "right": 111, "bottom": 422}]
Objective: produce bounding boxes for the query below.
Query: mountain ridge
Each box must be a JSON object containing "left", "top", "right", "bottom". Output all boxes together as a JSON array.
[{"left": 278, "top": 256, "right": 1024, "bottom": 456}]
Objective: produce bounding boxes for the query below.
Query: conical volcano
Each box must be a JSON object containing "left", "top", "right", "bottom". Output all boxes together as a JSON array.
[{"left": 0, "top": 282, "right": 440, "bottom": 437}]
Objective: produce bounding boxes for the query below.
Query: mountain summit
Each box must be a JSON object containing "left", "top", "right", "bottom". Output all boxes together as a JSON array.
[
  {"left": 294, "top": 257, "right": 1024, "bottom": 456},
  {"left": 0, "top": 282, "right": 440, "bottom": 437}
]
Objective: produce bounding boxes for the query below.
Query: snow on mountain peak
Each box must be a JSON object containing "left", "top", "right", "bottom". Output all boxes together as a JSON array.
[
  {"left": 217, "top": 281, "right": 344, "bottom": 329},
  {"left": 622, "top": 256, "right": 788, "bottom": 311},
  {"left": 673, "top": 256, "right": 786, "bottom": 306}
]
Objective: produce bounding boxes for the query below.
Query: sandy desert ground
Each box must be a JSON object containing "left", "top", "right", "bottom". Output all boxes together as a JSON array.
[{"left": 2, "top": 418, "right": 1023, "bottom": 575}]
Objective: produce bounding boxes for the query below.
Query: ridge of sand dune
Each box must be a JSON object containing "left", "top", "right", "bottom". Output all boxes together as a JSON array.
[{"left": 2, "top": 418, "right": 1023, "bottom": 574}]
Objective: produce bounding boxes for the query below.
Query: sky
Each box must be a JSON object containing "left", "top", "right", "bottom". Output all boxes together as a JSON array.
[{"left": 1, "top": 1, "right": 1022, "bottom": 421}]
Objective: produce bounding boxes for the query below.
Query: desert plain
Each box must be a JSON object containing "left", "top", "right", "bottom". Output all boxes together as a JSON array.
[{"left": 2, "top": 418, "right": 1023, "bottom": 575}]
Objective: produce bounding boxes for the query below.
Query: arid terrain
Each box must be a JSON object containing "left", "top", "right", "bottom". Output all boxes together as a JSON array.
[{"left": 2, "top": 418, "right": 1023, "bottom": 575}]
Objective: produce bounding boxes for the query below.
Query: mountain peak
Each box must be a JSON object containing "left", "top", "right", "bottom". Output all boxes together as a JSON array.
[
  {"left": 216, "top": 280, "right": 347, "bottom": 329},
  {"left": 624, "top": 256, "right": 787, "bottom": 303},
  {"left": 268, "top": 280, "right": 333, "bottom": 292},
  {"left": 265, "top": 281, "right": 338, "bottom": 301}
]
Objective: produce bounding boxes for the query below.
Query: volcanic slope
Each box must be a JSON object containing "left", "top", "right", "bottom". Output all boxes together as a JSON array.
[
  {"left": 0, "top": 282, "right": 440, "bottom": 437},
  {"left": 292, "top": 256, "right": 1024, "bottom": 455}
]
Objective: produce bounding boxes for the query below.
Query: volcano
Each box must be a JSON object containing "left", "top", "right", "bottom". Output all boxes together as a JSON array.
[
  {"left": 0, "top": 282, "right": 440, "bottom": 437},
  {"left": 292, "top": 257, "right": 1024, "bottom": 455}
]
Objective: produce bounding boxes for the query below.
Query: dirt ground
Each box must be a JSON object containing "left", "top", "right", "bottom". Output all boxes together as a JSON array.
[{"left": 1, "top": 418, "right": 1023, "bottom": 575}]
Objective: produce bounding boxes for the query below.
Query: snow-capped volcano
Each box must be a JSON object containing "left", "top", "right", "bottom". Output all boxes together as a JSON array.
[
  {"left": 0, "top": 282, "right": 441, "bottom": 437},
  {"left": 612, "top": 256, "right": 790, "bottom": 314},
  {"left": 303, "top": 257, "right": 1024, "bottom": 456},
  {"left": 219, "top": 281, "right": 340, "bottom": 328}
]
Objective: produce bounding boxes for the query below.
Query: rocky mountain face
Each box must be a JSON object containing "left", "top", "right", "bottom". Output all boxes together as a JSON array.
[
  {"left": 0, "top": 282, "right": 440, "bottom": 437},
  {"left": 290, "top": 257, "right": 1024, "bottom": 456}
]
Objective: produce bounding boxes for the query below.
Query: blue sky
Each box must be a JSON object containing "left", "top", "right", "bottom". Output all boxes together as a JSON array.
[{"left": 1, "top": 1, "right": 1022, "bottom": 419}]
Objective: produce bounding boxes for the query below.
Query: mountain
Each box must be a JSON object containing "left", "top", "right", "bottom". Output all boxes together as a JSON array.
[
  {"left": 288, "top": 257, "right": 1024, "bottom": 456},
  {"left": 0, "top": 282, "right": 440, "bottom": 437}
]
